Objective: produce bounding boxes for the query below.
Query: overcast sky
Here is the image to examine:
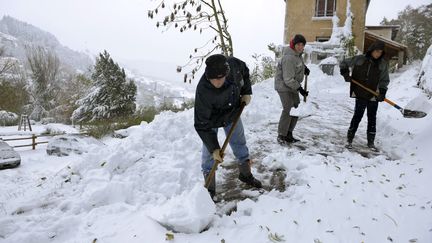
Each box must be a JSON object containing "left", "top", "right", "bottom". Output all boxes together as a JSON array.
[{"left": 0, "top": 0, "right": 430, "bottom": 78}]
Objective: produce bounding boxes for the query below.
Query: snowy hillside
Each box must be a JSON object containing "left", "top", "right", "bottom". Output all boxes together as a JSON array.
[
  {"left": 0, "top": 16, "right": 92, "bottom": 71},
  {"left": 128, "top": 73, "right": 194, "bottom": 109},
  {"left": 0, "top": 63, "right": 431, "bottom": 242}
]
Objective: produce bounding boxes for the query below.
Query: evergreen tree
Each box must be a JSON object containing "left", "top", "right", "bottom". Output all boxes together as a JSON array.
[
  {"left": 381, "top": 4, "right": 432, "bottom": 60},
  {"left": 72, "top": 50, "right": 137, "bottom": 122}
]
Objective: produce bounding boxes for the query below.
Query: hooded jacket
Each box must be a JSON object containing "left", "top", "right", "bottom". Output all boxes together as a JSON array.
[
  {"left": 274, "top": 46, "right": 305, "bottom": 107},
  {"left": 194, "top": 57, "right": 252, "bottom": 153},
  {"left": 340, "top": 41, "right": 390, "bottom": 100}
]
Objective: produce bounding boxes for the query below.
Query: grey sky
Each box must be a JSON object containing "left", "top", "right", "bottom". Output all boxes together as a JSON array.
[{"left": 0, "top": 0, "right": 430, "bottom": 69}]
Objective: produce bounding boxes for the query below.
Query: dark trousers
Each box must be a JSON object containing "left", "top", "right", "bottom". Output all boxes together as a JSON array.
[{"left": 348, "top": 98, "right": 378, "bottom": 138}]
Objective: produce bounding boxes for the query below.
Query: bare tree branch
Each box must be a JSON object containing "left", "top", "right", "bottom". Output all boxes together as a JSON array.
[{"left": 148, "top": 0, "right": 233, "bottom": 82}]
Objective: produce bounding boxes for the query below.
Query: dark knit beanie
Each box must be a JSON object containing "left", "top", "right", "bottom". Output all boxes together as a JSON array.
[
  {"left": 289, "top": 34, "right": 306, "bottom": 49},
  {"left": 293, "top": 34, "right": 306, "bottom": 45},
  {"left": 205, "top": 54, "right": 230, "bottom": 79}
]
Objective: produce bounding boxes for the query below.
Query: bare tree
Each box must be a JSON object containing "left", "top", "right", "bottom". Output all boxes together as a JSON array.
[
  {"left": 148, "top": 0, "right": 233, "bottom": 83},
  {"left": 0, "top": 47, "right": 16, "bottom": 76},
  {"left": 0, "top": 47, "right": 29, "bottom": 114},
  {"left": 26, "top": 45, "right": 60, "bottom": 120}
]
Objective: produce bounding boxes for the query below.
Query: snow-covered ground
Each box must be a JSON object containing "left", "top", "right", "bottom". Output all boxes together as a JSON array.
[{"left": 0, "top": 63, "right": 431, "bottom": 243}]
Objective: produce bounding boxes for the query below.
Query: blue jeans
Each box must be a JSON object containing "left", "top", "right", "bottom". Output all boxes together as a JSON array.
[{"left": 201, "top": 119, "right": 250, "bottom": 173}]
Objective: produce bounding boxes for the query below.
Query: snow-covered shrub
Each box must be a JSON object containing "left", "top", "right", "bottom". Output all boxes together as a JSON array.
[
  {"left": 418, "top": 44, "right": 432, "bottom": 96},
  {"left": 46, "top": 134, "right": 104, "bottom": 156},
  {"left": 42, "top": 123, "right": 79, "bottom": 135},
  {"left": 0, "top": 110, "right": 18, "bottom": 126},
  {"left": 250, "top": 52, "right": 276, "bottom": 85},
  {"left": 40, "top": 117, "right": 56, "bottom": 125}
]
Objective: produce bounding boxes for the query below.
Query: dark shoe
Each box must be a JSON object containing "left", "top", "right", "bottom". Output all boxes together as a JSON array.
[
  {"left": 287, "top": 132, "right": 300, "bottom": 143},
  {"left": 203, "top": 172, "right": 216, "bottom": 199},
  {"left": 277, "top": 135, "right": 289, "bottom": 145},
  {"left": 345, "top": 143, "right": 353, "bottom": 149},
  {"left": 238, "top": 161, "right": 262, "bottom": 188},
  {"left": 367, "top": 142, "right": 379, "bottom": 152},
  {"left": 239, "top": 173, "right": 262, "bottom": 188}
]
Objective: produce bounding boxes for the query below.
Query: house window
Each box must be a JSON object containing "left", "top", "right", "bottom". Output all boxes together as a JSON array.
[
  {"left": 315, "top": 0, "right": 336, "bottom": 17},
  {"left": 316, "top": 36, "right": 331, "bottom": 42}
]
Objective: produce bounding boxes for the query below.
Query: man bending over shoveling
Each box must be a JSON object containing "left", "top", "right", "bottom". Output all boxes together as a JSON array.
[{"left": 194, "top": 54, "right": 262, "bottom": 200}]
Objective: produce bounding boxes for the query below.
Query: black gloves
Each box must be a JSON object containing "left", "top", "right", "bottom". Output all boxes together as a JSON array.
[
  {"left": 343, "top": 74, "right": 352, "bottom": 82},
  {"left": 340, "top": 68, "right": 351, "bottom": 82},
  {"left": 298, "top": 87, "right": 309, "bottom": 97},
  {"left": 377, "top": 88, "right": 387, "bottom": 102},
  {"left": 304, "top": 65, "right": 310, "bottom": 76}
]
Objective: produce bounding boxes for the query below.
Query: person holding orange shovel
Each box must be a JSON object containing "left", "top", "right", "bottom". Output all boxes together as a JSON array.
[{"left": 340, "top": 40, "right": 390, "bottom": 151}]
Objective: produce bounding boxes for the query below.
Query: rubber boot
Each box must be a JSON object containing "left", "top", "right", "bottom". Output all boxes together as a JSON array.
[
  {"left": 346, "top": 128, "right": 355, "bottom": 149},
  {"left": 238, "top": 160, "right": 262, "bottom": 188},
  {"left": 367, "top": 132, "right": 378, "bottom": 151},
  {"left": 277, "top": 135, "right": 289, "bottom": 145},
  {"left": 203, "top": 172, "right": 216, "bottom": 199}
]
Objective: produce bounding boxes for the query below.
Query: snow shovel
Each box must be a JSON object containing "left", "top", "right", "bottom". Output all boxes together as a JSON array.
[
  {"left": 351, "top": 79, "right": 427, "bottom": 118},
  {"left": 204, "top": 102, "right": 246, "bottom": 189}
]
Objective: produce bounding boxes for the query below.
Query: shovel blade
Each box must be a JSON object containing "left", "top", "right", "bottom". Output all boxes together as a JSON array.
[{"left": 403, "top": 109, "right": 427, "bottom": 118}]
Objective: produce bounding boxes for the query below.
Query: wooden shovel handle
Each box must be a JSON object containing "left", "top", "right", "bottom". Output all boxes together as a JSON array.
[
  {"left": 303, "top": 75, "right": 308, "bottom": 103},
  {"left": 204, "top": 103, "right": 246, "bottom": 189},
  {"left": 351, "top": 79, "right": 398, "bottom": 108}
]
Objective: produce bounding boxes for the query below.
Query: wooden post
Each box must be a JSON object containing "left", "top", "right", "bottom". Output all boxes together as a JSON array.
[
  {"left": 32, "top": 134, "right": 36, "bottom": 150},
  {"left": 27, "top": 116, "right": 32, "bottom": 131},
  {"left": 18, "top": 115, "right": 22, "bottom": 131}
]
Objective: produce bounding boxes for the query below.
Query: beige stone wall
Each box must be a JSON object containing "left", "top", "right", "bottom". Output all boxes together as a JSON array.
[{"left": 284, "top": 0, "right": 367, "bottom": 51}]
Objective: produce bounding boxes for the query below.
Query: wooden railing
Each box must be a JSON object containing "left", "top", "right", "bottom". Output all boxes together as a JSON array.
[
  {"left": 1, "top": 133, "right": 90, "bottom": 150},
  {"left": 1, "top": 134, "right": 54, "bottom": 150}
]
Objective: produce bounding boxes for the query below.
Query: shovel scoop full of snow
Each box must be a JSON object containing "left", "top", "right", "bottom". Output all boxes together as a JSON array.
[
  {"left": 401, "top": 109, "right": 427, "bottom": 118},
  {"left": 290, "top": 100, "right": 313, "bottom": 118}
]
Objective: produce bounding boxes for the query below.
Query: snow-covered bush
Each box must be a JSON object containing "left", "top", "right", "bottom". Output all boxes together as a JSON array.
[
  {"left": 46, "top": 134, "right": 104, "bottom": 156},
  {"left": 418, "top": 44, "right": 432, "bottom": 96},
  {"left": 40, "top": 117, "right": 56, "bottom": 125},
  {"left": 0, "top": 110, "right": 18, "bottom": 126}
]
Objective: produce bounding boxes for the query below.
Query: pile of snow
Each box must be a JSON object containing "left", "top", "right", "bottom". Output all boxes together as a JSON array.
[
  {"left": 319, "top": 56, "right": 339, "bottom": 65},
  {"left": 148, "top": 184, "right": 216, "bottom": 233},
  {"left": 418, "top": 44, "right": 432, "bottom": 95},
  {"left": 324, "top": 0, "right": 353, "bottom": 45}
]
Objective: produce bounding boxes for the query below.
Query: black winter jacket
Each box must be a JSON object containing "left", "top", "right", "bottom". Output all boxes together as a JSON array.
[
  {"left": 194, "top": 57, "right": 252, "bottom": 153},
  {"left": 340, "top": 42, "right": 390, "bottom": 100}
]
